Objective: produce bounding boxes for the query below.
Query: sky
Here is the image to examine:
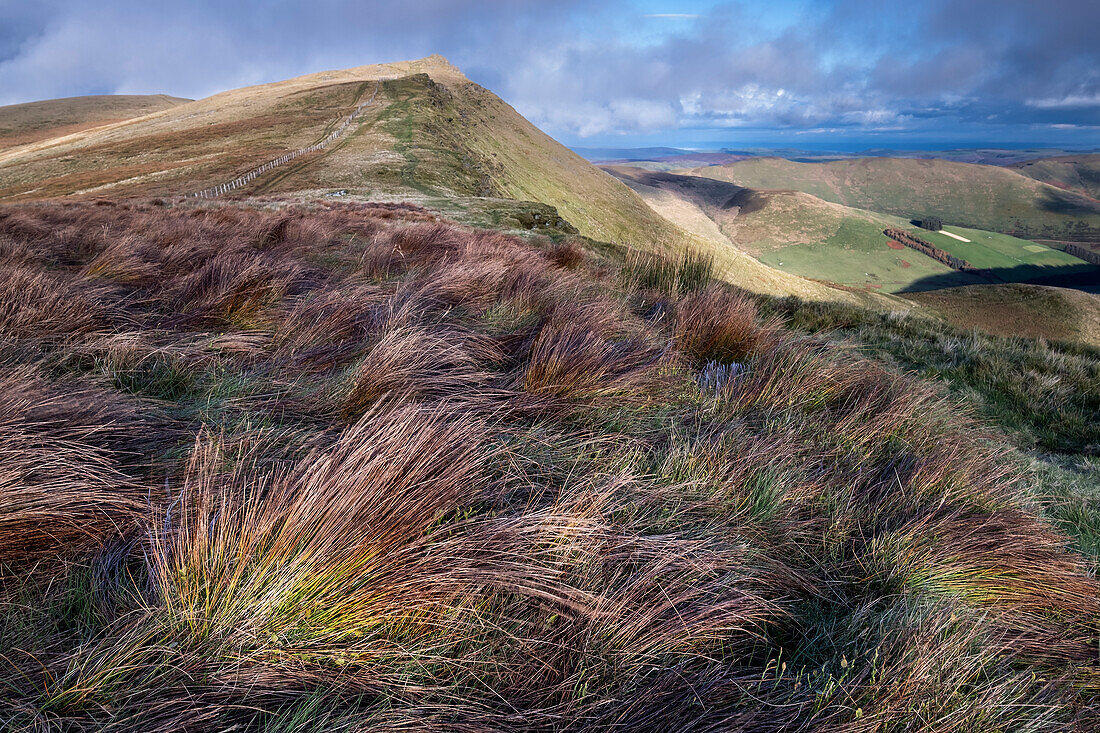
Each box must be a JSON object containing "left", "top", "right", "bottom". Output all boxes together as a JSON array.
[{"left": 1, "top": 0, "right": 1098, "bottom": 150}]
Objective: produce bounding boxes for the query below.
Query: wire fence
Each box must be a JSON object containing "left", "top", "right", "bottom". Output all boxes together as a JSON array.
[{"left": 190, "top": 81, "right": 380, "bottom": 199}]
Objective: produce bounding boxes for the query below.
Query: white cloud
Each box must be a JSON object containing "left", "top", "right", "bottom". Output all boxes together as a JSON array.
[{"left": 1026, "top": 94, "right": 1100, "bottom": 110}]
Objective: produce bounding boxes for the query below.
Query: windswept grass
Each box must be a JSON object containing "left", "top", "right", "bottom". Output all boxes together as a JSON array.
[
  {"left": 0, "top": 199, "right": 1096, "bottom": 731},
  {"left": 621, "top": 247, "right": 714, "bottom": 294}
]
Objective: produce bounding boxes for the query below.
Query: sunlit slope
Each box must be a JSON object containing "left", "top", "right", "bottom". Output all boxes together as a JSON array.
[
  {"left": 607, "top": 166, "right": 978, "bottom": 295},
  {"left": 606, "top": 166, "right": 891, "bottom": 303},
  {"left": 683, "top": 157, "right": 1100, "bottom": 242},
  {"left": 1011, "top": 154, "right": 1100, "bottom": 201},
  {"left": 0, "top": 56, "right": 682, "bottom": 248},
  {"left": 0, "top": 94, "right": 190, "bottom": 151},
  {"left": 0, "top": 71, "right": 387, "bottom": 199}
]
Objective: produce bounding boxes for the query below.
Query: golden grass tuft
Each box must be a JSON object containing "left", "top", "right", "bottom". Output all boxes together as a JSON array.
[
  {"left": 520, "top": 320, "right": 670, "bottom": 406},
  {"left": 674, "top": 285, "right": 775, "bottom": 365}
]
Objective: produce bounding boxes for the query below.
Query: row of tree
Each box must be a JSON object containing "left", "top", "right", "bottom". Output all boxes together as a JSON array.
[{"left": 884, "top": 228, "right": 979, "bottom": 272}]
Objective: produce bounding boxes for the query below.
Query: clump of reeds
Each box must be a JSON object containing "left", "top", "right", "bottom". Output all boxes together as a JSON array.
[
  {"left": 340, "top": 321, "right": 502, "bottom": 415},
  {"left": 0, "top": 421, "right": 141, "bottom": 568},
  {"left": 520, "top": 320, "right": 670, "bottom": 406},
  {"left": 621, "top": 248, "right": 714, "bottom": 293},
  {"left": 674, "top": 285, "right": 774, "bottom": 365}
]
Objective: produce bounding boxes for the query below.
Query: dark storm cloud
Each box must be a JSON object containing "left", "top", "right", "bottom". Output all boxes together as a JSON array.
[
  {"left": 0, "top": 0, "right": 1096, "bottom": 141},
  {"left": 0, "top": 0, "right": 592, "bottom": 103}
]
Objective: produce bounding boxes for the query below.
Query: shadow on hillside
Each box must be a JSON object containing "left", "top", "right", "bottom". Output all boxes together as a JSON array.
[
  {"left": 899, "top": 262, "right": 1100, "bottom": 293},
  {"left": 1037, "top": 187, "right": 1100, "bottom": 217},
  {"left": 603, "top": 167, "right": 769, "bottom": 213}
]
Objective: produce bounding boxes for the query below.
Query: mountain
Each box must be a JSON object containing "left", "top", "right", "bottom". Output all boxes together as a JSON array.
[
  {"left": 0, "top": 94, "right": 190, "bottom": 151},
  {"left": 4, "top": 59, "right": 1095, "bottom": 325},
  {"left": 681, "top": 156, "right": 1100, "bottom": 243},
  {"left": 0, "top": 56, "right": 681, "bottom": 249},
  {"left": 1011, "top": 154, "right": 1100, "bottom": 201}
]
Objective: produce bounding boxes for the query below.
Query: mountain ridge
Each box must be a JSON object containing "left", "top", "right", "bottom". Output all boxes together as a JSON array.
[{"left": 0, "top": 55, "right": 690, "bottom": 253}]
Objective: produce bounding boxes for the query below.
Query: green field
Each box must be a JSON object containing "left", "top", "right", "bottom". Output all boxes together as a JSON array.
[
  {"left": 756, "top": 218, "right": 978, "bottom": 292},
  {"left": 919, "top": 225, "right": 1096, "bottom": 281}
]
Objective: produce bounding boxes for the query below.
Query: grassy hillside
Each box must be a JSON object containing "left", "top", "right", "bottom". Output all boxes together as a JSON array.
[
  {"left": 732, "top": 191, "right": 981, "bottom": 293},
  {"left": 605, "top": 166, "right": 901, "bottom": 302},
  {"left": 0, "top": 199, "right": 1097, "bottom": 730},
  {"left": 0, "top": 94, "right": 190, "bottom": 150},
  {"left": 1013, "top": 154, "right": 1100, "bottom": 200},
  {"left": 606, "top": 166, "right": 980, "bottom": 294},
  {"left": 685, "top": 156, "right": 1100, "bottom": 242},
  {"left": 907, "top": 283, "right": 1100, "bottom": 346},
  {"left": 0, "top": 57, "right": 683, "bottom": 252},
  {"left": 767, "top": 293, "right": 1100, "bottom": 559}
]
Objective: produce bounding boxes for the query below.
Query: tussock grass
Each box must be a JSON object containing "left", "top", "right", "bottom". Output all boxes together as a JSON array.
[
  {"left": 153, "top": 405, "right": 500, "bottom": 645},
  {"left": 0, "top": 264, "right": 114, "bottom": 338},
  {"left": 674, "top": 285, "right": 775, "bottom": 365},
  {"left": 621, "top": 247, "right": 714, "bottom": 294},
  {"left": 520, "top": 320, "right": 670, "bottom": 407},
  {"left": 0, "top": 200, "right": 1096, "bottom": 731},
  {"left": 0, "top": 423, "right": 140, "bottom": 568},
  {"left": 0, "top": 366, "right": 147, "bottom": 570},
  {"left": 340, "top": 321, "right": 502, "bottom": 414}
]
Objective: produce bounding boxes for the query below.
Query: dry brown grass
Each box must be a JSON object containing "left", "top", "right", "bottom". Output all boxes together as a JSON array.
[
  {"left": 0, "top": 422, "right": 140, "bottom": 568},
  {"left": 341, "top": 321, "right": 503, "bottom": 415},
  {"left": 674, "top": 285, "right": 776, "bottom": 365},
  {"left": 520, "top": 320, "right": 670, "bottom": 407},
  {"left": 0, "top": 199, "right": 1096, "bottom": 731},
  {"left": 0, "top": 264, "right": 114, "bottom": 338},
  {"left": 0, "top": 366, "right": 149, "bottom": 570}
]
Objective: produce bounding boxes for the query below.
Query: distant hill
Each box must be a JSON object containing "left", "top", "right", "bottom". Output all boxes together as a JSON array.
[
  {"left": 571, "top": 146, "right": 693, "bottom": 162},
  {"left": 0, "top": 57, "right": 682, "bottom": 249},
  {"left": 607, "top": 165, "right": 981, "bottom": 294},
  {"left": 604, "top": 165, "right": 897, "bottom": 302},
  {"left": 681, "top": 157, "right": 1100, "bottom": 242},
  {"left": 0, "top": 94, "right": 190, "bottom": 150},
  {"left": 1011, "top": 154, "right": 1100, "bottom": 201}
]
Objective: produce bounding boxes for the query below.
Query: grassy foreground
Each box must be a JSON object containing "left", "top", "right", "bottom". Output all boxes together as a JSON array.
[{"left": 0, "top": 200, "right": 1098, "bottom": 731}]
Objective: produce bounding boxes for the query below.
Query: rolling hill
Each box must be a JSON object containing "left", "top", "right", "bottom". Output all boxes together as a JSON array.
[
  {"left": 0, "top": 94, "right": 191, "bottom": 150},
  {"left": 0, "top": 56, "right": 682, "bottom": 250},
  {"left": 682, "top": 156, "right": 1100, "bottom": 242},
  {"left": 1011, "top": 154, "right": 1100, "bottom": 201},
  {"left": 3, "top": 58, "right": 1097, "bottom": 340},
  {"left": 607, "top": 166, "right": 984, "bottom": 294},
  {"left": 604, "top": 166, "right": 908, "bottom": 302},
  {"left": 907, "top": 283, "right": 1100, "bottom": 346}
]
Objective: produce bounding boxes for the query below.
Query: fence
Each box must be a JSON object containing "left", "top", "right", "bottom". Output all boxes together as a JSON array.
[{"left": 190, "top": 81, "right": 381, "bottom": 199}]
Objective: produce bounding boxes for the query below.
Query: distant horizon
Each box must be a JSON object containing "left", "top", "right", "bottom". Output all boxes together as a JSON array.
[{"left": 571, "top": 141, "right": 1100, "bottom": 155}]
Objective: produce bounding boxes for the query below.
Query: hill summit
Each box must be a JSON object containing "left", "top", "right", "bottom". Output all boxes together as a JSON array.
[{"left": 0, "top": 56, "right": 680, "bottom": 249}]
